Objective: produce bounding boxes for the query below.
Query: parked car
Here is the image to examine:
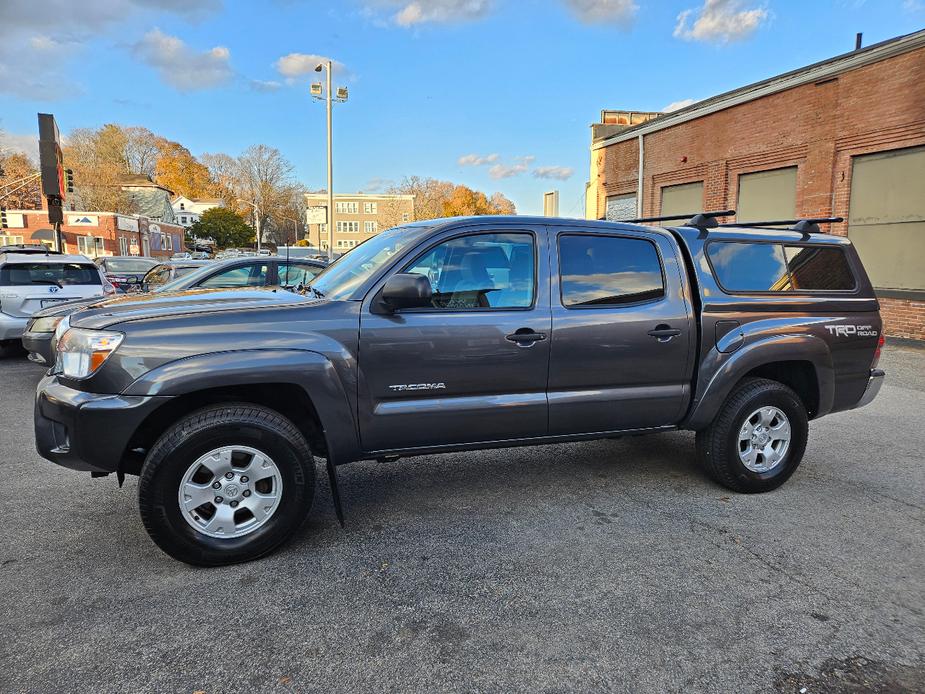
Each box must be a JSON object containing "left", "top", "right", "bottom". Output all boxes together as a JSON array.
[
  {"left": 0, "top": 250, "right": 114, "bottom": 355},
  {"left": 34, "top": 214, "right": 884, "bottom": 565},
  {"left": 170, "top": 252, "right": 193, "bottom": 260},
  {"left": 22, "top": 255, "right": 325, "bottom": 364},
  {"left": 94, "top": 256, "right": 159, "bottom": 293},
  {"left": 0, "top": 244, "right": 61, "bottom": 255}
]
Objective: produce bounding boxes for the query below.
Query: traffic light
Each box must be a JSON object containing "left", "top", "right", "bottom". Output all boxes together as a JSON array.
[
  {"left": 64, "top": 168, "right": 74, "bottom": 194},
  {"left": 1, "top": 207, "right": 8, "bottom": 229}
]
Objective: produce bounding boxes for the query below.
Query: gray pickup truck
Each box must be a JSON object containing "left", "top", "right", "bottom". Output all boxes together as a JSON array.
[{"left": 34, "top": 214, "right": 885, "bottom": 565}]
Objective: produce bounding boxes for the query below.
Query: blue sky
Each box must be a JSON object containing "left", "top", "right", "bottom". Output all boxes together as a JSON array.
[{"left": 1, "top": 0, "right": 923, "bottom": 215}]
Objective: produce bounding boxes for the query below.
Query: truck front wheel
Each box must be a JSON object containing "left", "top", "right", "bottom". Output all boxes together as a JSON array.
[
  {"left": 138, "top": 404, "right": 316, "bottom": 566},
  {"left": 696, "top": 378, "right": 808, "bottom": 493}
]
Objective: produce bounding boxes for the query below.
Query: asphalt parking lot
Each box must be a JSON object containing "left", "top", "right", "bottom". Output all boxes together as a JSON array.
[{"left": 1, "top": 345, "right": 923, "bottom": 693}]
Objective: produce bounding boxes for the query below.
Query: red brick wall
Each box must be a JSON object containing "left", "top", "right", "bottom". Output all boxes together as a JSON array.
[{"left": 596, "top": 44, "right": 925, "bottom": 340}]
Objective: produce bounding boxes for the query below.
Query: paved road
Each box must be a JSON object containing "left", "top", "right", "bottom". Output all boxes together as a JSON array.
[{"left": 1, "top": 346, "right": 923, "bottom": 693}]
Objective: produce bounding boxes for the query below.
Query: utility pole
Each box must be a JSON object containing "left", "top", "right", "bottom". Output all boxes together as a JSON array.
[{"left": 237, "top": 199, "right": 261, "bottom": 252}]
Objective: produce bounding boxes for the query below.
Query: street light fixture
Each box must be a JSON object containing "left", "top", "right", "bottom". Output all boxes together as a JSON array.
[
  {"left": 236, "top": 199, "right": 261, "bottom": 253},
  {"left": 311, "top": 59, "right": 348, "bottom": 262}
]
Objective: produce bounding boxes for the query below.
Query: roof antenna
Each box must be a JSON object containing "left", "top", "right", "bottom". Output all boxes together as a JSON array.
[{"left": 855, "top": 32, "right": 863, "bottom": 50}]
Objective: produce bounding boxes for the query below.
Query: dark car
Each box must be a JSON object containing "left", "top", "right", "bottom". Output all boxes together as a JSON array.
[
  {"left": 34, "top": 214, "right": 884, "bottom": 565},
  {"left": 94, "top": 256, "right": 159, "bottom": 293},
  {"left": 22, "top": 255, "right": 326, "bottom": 364}
]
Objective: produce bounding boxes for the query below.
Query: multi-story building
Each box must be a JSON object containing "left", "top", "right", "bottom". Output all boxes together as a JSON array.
[
  {"left": 0, "top": 209, "right": 184, "bottom": 259},
  {"left": 171, "top": 196, "right": 224, "bottom": 228},
  {"left": 304, "top": 193, "right": 415, "bottom": 252},
  {"left": 586, "top": 29, "right": 925, "bottom": 341}
]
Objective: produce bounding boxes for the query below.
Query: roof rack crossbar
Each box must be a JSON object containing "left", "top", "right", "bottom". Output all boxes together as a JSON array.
[
  {"left": 625, "top": 210, "right": 736, "bottom": 229},
  {"left": 719, "top": 217, "right": 844, "bottom": 234}
]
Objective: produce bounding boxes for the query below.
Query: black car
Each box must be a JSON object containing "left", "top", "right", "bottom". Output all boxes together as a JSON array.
[
  {"left": 22, "top": 255, "right": 326, "bottom": 364},
  {"left": 94, "top": 256, "right": 159, "bottom": 293}
]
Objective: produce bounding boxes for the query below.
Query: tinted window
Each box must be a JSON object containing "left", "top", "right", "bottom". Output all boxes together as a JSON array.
[
  {"left": 784, "top": 246, "right": 855, "bottom": 290},
  {"left": 559, "top": 235, "right": 664, "bottom": 307},
  {"left": 708, "top": 242, "right": 856, "bottom": 292},
  {"left": 102, "top": 258, "right": 157, "bottom": 273},
  {"left": 279, "top": 261, "right": 321, "bottom": 287},
  {"left": 0, "top": 263, "right": 101, "bottom": 286},
  {"left": 198, "top": 264, "right": 268, "bottom": 288},
  {"left": 405, "top": 233, "right": 534, "bottom": 309},
  {"left": 708, "top": 242, "right": 790, "bottom": 291}
]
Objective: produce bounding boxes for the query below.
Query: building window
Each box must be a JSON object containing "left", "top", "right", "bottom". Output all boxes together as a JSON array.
[
  {"left": 402, "top": 213, "right": 410, "bottom": 222},
  {"left": 180, "top": 203, "right": 185, "bottom": 210},
  {"left": 77, "top": 236, "right": 95, "bottom": 256},
  {"left": 364, "top": 202, "right": 377, "bottom": 214},
  {"left": 605, "top": 193, "right": 636, "bottom": 221},
  {"left": 848, "top": 146, "right": 925, "bottom": 292},
  {"left": 736, "top": 167, "right": 797, "bottom": 222},
  {"left": 364, "top": 221, "right": 378, "bottom": 233},
  {"left": 660, "top": 181, "right": 704, "bottom": 218},
  {"left": 337, "top": 221, "right": 359, "bottom": 233},
  {"left": 335, "top": 201, "right": 359, "bottom": 214},
  {"left": 318, "top": 223, "right": 327, "bottom": 234},
  {"left": 0, "top": 235, "right": 24, "bottom": 246},
  {"left": 119, "top": 237, "right": 128, "bottom": 256},
  {"left": 165, "top": 234, "right": 173, "bottom": 251}
]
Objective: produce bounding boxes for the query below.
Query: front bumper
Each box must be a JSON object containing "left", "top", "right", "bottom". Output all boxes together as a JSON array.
[
  {"left": 35, "top": 375, "right": 170, "bottom": 473},
  {"left": 855, "top": 369, "right": 885, "bottom": 409},
  {"left": 0, "top": 314, "right": 28, "bottom": 341},
  {"left": 21, "top": 329, "right": 55, "bottom": 365}
]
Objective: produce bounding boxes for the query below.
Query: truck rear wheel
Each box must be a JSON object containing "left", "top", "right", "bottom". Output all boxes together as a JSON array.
[
  {"left": 138, "top": 404, "right": 315, "bottom": 566},
  {"left": 696, "top": 378, "right": 808, "bottom": 493}
]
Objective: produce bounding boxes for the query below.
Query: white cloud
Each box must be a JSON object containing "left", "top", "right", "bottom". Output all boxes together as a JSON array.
[
  {"left": 0, "top": 35, "right": 79, "bottom": 99},
  {"left": 133, "top": 29, "right": 233, "bottom": 91},
  {"left": 363, "top": 176, "right": 394, "bottom": 192},
  {"left": 274, "top": 53, "right": 348, "bottom": 84},
  {"left": 488, "top": 156, "right": 534, "bottom": 180},
  {"left": 533, "top": 165, "right": 575, "bottom": 181},
  {"left": 384, "top": 0, "right": 493, "bottom": 26},
  {"left": 0, "top": 131, "right": 39, "bottom": 161},
  {"left": 563, "top": 0, "right": 638, "bottom": 25},
  {"left": 903, "top": 0, "right": 924, "bottom": 10},
  {"left": 250, "top": 79, "right": 283, "bottom": 92},
  {"left": 458, "top": 153, "right": 499, "bottom": 166},
  {"left": 674, "top": 0, "right": 768, "bottom": 43},
  {"left": 663, "top": 98, "right": 696, "bottom": 112}
]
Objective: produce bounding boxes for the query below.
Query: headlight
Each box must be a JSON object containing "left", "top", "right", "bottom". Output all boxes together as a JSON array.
[
  {"left": 29, "top": 316, "right": 64, "bottom": 333},
  {"left": 56, "top": 327, "right": 124, "bottom": 379}
]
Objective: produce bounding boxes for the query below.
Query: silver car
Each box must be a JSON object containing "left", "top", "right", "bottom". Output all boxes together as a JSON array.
[{"left": 0, "top": 251, "right": 114, "bottom": 351}]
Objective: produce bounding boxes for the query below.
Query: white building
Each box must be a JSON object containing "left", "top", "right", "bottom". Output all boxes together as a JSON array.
[{"left": 171, "top": 196, "right": 224, "bottom": 228}]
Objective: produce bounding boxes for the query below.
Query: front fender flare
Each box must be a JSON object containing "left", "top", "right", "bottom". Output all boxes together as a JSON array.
[
  {"left": 683, "top": 334, "right": 834, "bottom": 431},
  {"left": 123, "top": 349, "right": 359, "bottom": 464}
]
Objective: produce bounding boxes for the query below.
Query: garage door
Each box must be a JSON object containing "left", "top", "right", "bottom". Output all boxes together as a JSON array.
[
  {"left": 606, "top": 193, "right": 637, "bottom": 221},
  {"left": 660, "top": 181, "right": 703, "bottom": 218},
  {"left": 849, "top": 146, "right": 925, "bottom": 291},
  {"left": 736, "top": 167, "right": 797, "bottom": 223}
]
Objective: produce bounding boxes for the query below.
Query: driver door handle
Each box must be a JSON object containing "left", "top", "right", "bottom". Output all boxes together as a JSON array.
[{"left": 506, "top": 329, "right": 547, "bottom": 346}]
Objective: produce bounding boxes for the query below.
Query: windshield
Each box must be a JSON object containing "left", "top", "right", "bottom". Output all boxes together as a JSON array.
[
  {"left": 309, "top": 225, "right": 431, "bottom": 300},
  {"left": 155, "top": 264, "right": 212, "bottom": 292},
  {"left": 103, "top": 258, "right": 157, "bottom": 273}
]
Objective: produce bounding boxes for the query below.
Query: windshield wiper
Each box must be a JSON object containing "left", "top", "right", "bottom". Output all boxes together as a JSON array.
[{"left": 31, "top": 279, "right": 63, "bottom": 288}]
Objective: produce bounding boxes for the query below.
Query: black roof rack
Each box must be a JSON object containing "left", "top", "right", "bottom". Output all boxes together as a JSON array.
[
  {"left": 625, "top": 210, "right": 736, "bottom": 229},
  {"left": 719, "top": 217, "right": 844, "bottom": 234}
]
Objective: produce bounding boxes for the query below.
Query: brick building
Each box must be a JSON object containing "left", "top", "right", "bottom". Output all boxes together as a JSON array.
[
  {"left": 304, "top": 192, "right": 415, "bottom": 252},
  {"left": 587, "top": 29, "right": 925, "bottom": 340},
  {"left": 0, "top": 209, "right": 184, "bottom": 259}
]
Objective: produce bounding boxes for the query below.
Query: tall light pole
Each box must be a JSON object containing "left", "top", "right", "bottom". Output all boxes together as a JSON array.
[
  {"left": 313, "top": 60, "right": 347, "bottom": 262},
  {"left": 237, "top": 199, "right": 260, "bottom": 253}
]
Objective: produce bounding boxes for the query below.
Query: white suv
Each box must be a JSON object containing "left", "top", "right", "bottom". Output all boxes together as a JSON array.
[{"left": 0, "top": 251, "right": 114, "bottom": 351}]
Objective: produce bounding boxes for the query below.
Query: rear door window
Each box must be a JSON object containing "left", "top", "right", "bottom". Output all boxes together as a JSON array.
[
  {"left": 0, "top": 263, "right": 101, "bottom": 286},
  {"left": 558, "top": 235, "right": 665, "bottom": 307}
]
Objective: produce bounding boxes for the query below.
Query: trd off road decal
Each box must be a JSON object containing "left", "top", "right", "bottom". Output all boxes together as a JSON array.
[{"left": 824, "top": 324, "right": 878, "bottom": 337}]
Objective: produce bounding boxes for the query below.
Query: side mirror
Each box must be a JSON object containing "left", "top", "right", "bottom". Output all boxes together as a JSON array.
[{"left": 380, "top": 273, "right": 433, "bottom": 312}]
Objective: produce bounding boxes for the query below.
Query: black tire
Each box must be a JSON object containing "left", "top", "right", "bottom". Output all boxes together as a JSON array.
[
  {"left": 695, "top": 378, "right": 808, "bottom": 493},
  {"left": 138, "top": 403, "right": 315, "bottom": 566}
]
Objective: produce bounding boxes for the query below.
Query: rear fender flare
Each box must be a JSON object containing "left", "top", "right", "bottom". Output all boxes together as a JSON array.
[{"left": 684, "top": 334, "right": 834, "bottom": 431}]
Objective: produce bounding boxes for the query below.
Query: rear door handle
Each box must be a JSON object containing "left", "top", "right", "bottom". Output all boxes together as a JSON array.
[
  {"left": 506, "top": 329, "right": 547, "bottom": 346},
  {"left": 647, "top": 325, "right": 681, "bottom": 342}
]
